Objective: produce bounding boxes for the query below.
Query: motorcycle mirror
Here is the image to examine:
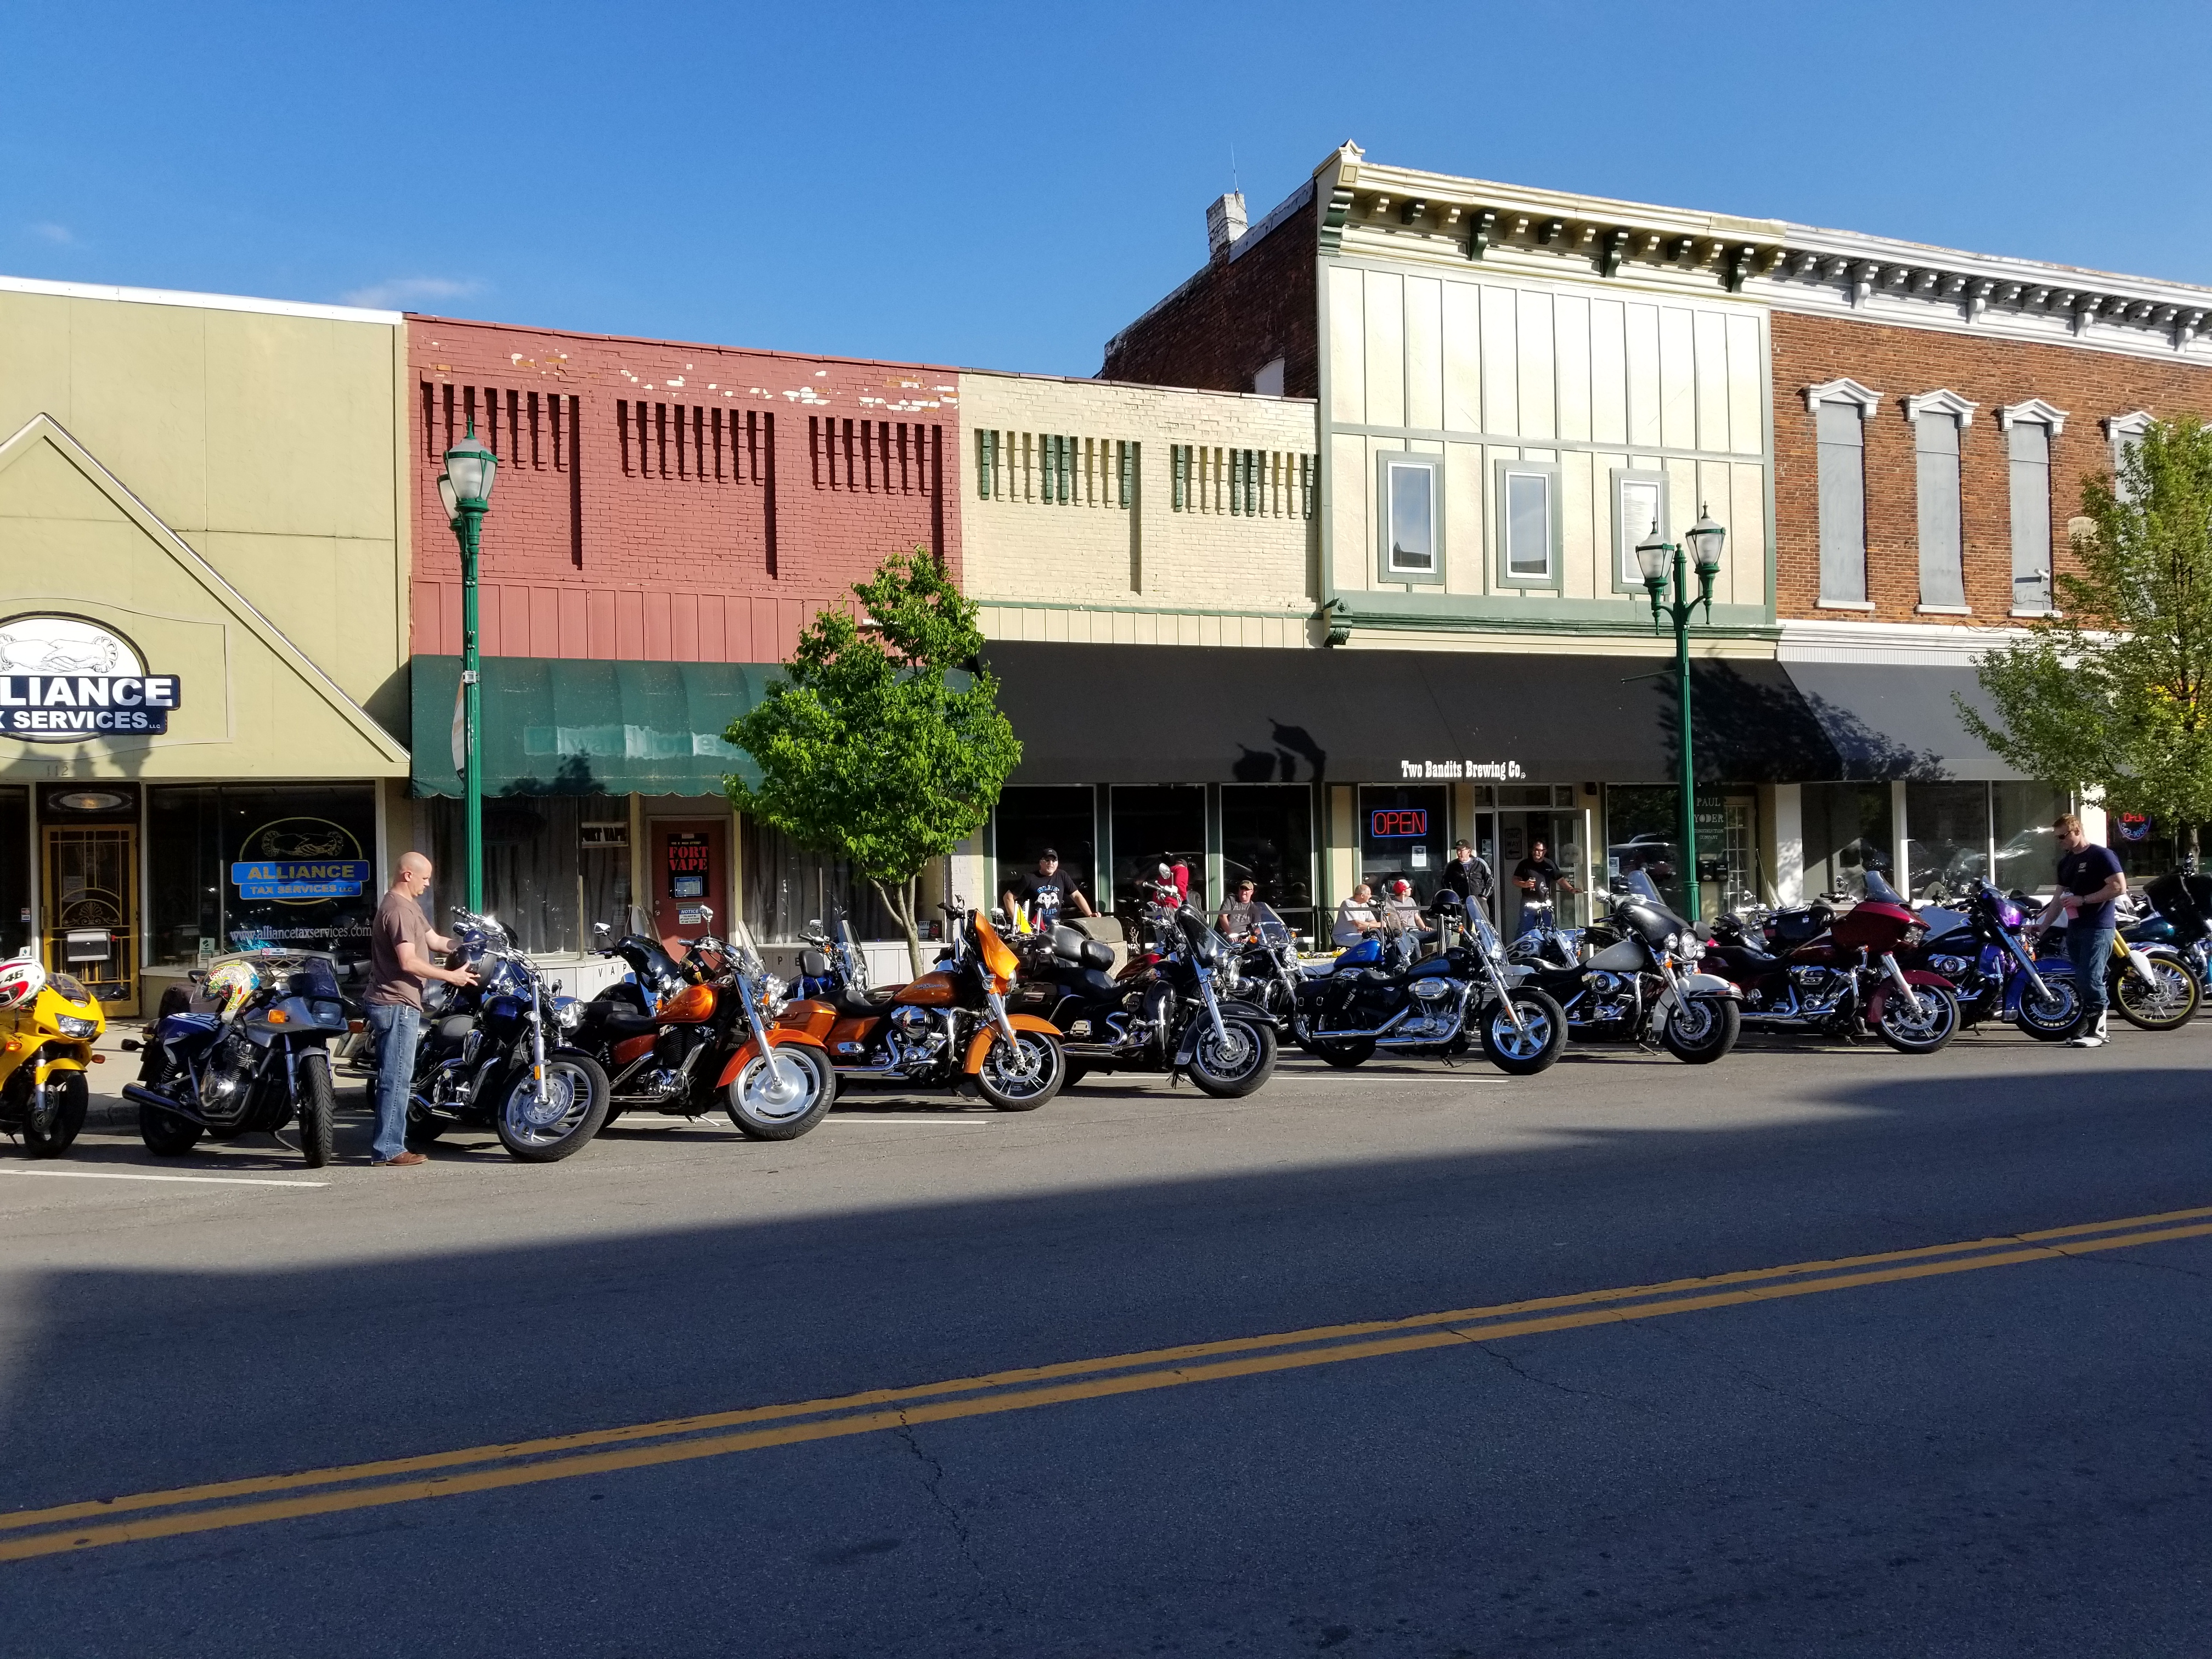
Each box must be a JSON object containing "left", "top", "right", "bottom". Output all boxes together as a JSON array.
[
  {"left": 592, "top": 921, "right": 611, "bottom": 939},
  {"left": 696, "top": 905, "right": 714, "bottom": 923}
]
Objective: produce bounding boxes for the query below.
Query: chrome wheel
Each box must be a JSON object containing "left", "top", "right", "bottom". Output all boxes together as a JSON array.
[
  {"left": 495, "top": 1052, "right": 610, "bottom": 1161},
  {"left": 730, "top": 1048, "right": 830, "bottom": 1128},
  {"left": 976, "top": 1031, "right": 1062, "bottom": 1111}
]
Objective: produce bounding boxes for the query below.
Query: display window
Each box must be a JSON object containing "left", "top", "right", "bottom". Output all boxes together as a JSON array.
[
  {"left": 149, "top": 784, "right": 377, "bottom": 966},
  {"left": 1358, "top": 785, "right": 1447, "bottom": 902}
]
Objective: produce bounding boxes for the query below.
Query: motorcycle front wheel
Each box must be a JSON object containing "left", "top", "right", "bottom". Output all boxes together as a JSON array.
[
  {"left": 20, "top": 1071, "right": 87, "bottom": 1158},
  {"left": 1479, "top": 988, "right": 1567, "bottom": 1076},
  {"left": 1874, "top": 984, "right": 1960, "bottom": 1054},
  {"left": 294, "top": 1049, "right": 335, "bottom": 1168},
  {"left": 2015, "top": 976, "right": 2080, "bottom": 1041},
  {"left": 2112, "top": 956, "right": 2199, "bottom": 1030},
  {"left": 1308, "top": 1039, "right": 1375, "bottom": 1069},
  {"left": 1186, "top": 1018, "right": 1278, "bottom": 1098},
  {"left": 726, "top": 1046, "right": 835, "bottom": 1140},
  {"left": 1661, "top": 996, "right": 1740, "bottom": 1064},
  {"left": 493, "top": 1050, "right": 611, "bottom": 1163},
  {"left": 975, "top": 1030, "right": 1063, "bottom": 1112}
]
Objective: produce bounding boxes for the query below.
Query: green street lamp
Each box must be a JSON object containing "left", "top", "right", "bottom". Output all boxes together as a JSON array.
[
  {"left": 438, "top": 421, "right": 498, "bottom": 912},
  {"left": 1636, "top": 506, "right": 1726, "bottom": 924}
]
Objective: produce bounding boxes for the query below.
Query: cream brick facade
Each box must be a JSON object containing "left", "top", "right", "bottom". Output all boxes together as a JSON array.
[{"left": 957, "top": 370, "right": 1319, "bottom": 646}]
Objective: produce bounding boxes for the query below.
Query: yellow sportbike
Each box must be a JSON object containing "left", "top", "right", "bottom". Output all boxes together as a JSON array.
[{"left": 0, "top": 955, "right": 105, "bottom": 1156}]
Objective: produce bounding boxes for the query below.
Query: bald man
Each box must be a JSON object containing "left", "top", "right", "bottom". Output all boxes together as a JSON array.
[{"left": 365, "top": 852, "right": 475, "bottom": 1166}]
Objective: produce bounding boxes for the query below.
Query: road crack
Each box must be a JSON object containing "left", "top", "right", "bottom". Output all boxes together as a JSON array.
[
  {"left": 1476, "top": 1343, "right": 1653, "bottom": 1413},
  {"left": 893, "top": 1415, "right": 1009, "bottom": 1618},
  {"left": 1630, "top": 1317, "right": 1875, "bottom": 1431}
]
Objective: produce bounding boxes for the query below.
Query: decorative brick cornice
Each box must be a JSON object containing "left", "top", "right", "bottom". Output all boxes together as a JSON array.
[{"left": 1804, "top": 377, "right": 1882, "bottom": 418}]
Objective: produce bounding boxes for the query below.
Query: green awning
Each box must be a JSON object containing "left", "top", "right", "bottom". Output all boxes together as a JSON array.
[{"left": 410, "top": 656, "right": 771, "bottom": 798}]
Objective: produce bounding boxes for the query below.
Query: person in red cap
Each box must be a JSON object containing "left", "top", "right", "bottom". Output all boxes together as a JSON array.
[{"left": 1380, "top": 876, "right": 1425, "bottom": 934}]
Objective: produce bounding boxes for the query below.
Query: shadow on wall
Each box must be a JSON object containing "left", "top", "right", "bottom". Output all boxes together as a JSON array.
[{"left": 1232, "top": 720, "right": 1329, "bottom": 782}]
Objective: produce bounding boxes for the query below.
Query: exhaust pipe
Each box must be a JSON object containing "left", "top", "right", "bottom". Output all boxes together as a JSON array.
[
  {"left": 1306, "top": 1007, "right": 1414, "bottom": 1042},
  {"left": 122, "top": 1084, "right": 210, "bottom": 1127}
]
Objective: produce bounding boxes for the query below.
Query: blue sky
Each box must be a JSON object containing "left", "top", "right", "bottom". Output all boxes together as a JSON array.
[{"left": 5, "top": 1, "right": 2207, "bottom": 378}]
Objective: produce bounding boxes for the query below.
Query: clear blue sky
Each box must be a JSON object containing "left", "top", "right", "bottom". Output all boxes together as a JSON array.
[{"left": 5, "top": 1, "right": 2207, "bottom": 378}]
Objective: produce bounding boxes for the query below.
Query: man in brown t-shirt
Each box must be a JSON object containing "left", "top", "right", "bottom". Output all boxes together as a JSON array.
[{"left": 364, "top": 851, "right": 475, "bottom": 1165}]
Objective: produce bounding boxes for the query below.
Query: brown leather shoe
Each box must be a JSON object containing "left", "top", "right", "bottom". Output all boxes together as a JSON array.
[{"left": 371, "top": 1150, "right": 429, "bottom": 1167}]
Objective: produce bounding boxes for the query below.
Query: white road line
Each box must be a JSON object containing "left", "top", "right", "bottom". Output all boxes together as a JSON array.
[
  {"left": 823, "top": 1118, "right": 992, "bottom": 1126},
  {"left": 0, "top": 1167, "right": 328, "bottom": 1188}
]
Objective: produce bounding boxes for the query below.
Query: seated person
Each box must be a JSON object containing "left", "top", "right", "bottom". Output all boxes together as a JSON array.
[{"left": 1332, "top": 883, "right": 1381, "bottom": 947}]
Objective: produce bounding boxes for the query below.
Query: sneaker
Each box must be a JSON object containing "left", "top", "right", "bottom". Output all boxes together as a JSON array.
[{"left": 2066, "top": 1034, "right": 2107, "bottom": 1049}]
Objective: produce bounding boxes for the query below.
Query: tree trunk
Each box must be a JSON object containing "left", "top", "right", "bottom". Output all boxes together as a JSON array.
[
  {"left": 872, "top": 876, "right": 927, "bottom": 983},
  {"left": 2185, "top": 819, "right": 2201, "bottom": 873}
]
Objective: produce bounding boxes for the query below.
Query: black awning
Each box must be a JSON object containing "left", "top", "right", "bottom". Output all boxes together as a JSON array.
[{"left": 983, "top": 642, "right": 2011, "bottom": 787}]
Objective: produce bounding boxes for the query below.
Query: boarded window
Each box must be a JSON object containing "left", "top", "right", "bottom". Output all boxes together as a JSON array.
[
  {"left": 2009, "top": 420, "right": 2053, "bottom": 612},
  {"left": 1816, "top": 400, "right": 1867, "bottom": 606},
  {"left": 1915, "top": 413, "right": 1965, "bottom": 610}
]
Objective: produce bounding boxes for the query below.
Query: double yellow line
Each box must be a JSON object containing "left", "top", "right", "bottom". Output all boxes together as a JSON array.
[{"left": 7, "top": 1203, "right": 2209, "bottom": 1564}]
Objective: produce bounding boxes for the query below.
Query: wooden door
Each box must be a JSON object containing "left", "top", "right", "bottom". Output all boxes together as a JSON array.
[
  {"left": 650, "top": 820, "right": 727, "bottom": 955},
  {"left": 43, "top": 823, "right": 138, "bottom": 1014}
]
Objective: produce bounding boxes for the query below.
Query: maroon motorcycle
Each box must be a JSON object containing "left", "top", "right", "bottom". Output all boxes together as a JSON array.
[{"left": 1704, "top": 871, "right": 1961, "bottom": 1053}]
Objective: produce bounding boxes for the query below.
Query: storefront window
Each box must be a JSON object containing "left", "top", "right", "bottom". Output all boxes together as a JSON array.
[
  {"left": 423, "top": 794, "right": 639, "bottom": 954},
  {"left": 0, "top": 787, "right": 34, "bottom": 957},
  {"left": 149, "top": 785, "right": 377, "bottom": 966},
  {"left": 1358, "top": 785, "right": 1446, "bottom": 902},
  {"left": 1803, "top": 783, "right": 1893, "bottom": 900},
  {"left": 992, "top": 787, "right": 1099, "bottom": 918},
  {"left": 1222, "top": 784, "right": 1315, "bottom": 935},
  {"left": 1991, "top": 783, "right": 2069, "bottom": 896},
  {"left": 1905, "top": 783, "right": 1990, "bottom": 900},
  {"left": 1110, "top": 785, "right": 1205, "bottom": 916},
  {"left": 739, "top": 813, "right": 891, "bottom": 944},
  {"left": 1605, "top": 785, "right": 1684, "bottom": 914}
]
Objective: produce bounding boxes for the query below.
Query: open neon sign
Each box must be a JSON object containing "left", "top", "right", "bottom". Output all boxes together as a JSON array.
[{"left": 1369, "top": 809, "right": 1429, "bottom": 839}]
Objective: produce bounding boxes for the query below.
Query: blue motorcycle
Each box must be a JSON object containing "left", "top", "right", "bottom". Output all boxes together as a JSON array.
[{"left": 1906, "top": 879, "right": 2080, "bottom": 1041}]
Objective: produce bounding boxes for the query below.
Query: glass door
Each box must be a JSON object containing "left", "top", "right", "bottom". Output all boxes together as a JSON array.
[{"left": 44, "top": 823, "right": 138, "bottom": 1013}]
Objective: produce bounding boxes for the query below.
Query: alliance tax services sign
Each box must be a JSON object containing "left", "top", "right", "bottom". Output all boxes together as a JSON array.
[{"left": 0, "top": 615, "right": 180, "bottom": 741}]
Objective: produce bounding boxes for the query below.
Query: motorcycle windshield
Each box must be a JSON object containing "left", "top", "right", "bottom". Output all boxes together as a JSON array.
[
  {"left": 725, "top": 918, "right": 769, "bottom": 979},
  {"left": 1619, "top": 870, "right": 1692, "bottom": 933},
  {"left": 1861, "top": 868, "right": 1907, "bottom": 906}
]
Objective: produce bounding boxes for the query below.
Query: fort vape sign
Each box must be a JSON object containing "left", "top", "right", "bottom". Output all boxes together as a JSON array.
[{"left": 0, "top": 615, "right": 180, "bottom": 742}]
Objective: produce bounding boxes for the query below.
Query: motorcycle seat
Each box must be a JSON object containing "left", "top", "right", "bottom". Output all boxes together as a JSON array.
[
  {"left": 832, "top": 985, "right": 894, "bottom": 1018},
  {"left": 596, "top": 1009, "right": 662, "bottom": 1040}
]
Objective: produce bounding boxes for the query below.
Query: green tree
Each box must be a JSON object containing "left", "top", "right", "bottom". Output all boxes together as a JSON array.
[
  {"left": 1960, "top": 415, "right": 2212, "bottom": 866},
  {"left": 725, "top": 549, "right": 1022, "bottom": 977}
]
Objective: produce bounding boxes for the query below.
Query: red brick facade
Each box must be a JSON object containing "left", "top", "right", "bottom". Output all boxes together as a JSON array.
[
  {"left": 409, "top": 317, "right": 957, "bottom": 662},
  {"left": 1771, "top": 312, "right": 2212, "bottom": 623},
  {"left": 1099, "top": 194, "right": 1319, "bottom": 396}
]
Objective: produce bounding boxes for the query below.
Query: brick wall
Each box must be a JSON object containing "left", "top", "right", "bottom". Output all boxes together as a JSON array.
[
  {"left": 409, "top": 317, "right": 960, "bottom": 662},
  {"left": 1772, "top": 311, "right": 2212, "bottom": 623},
  {"left": 1099, "top": 194, "right": 1320, "bottom": 396}
]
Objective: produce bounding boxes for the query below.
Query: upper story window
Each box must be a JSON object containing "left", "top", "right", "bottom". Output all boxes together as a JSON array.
[
  {"left": 1378, "top": 452, "right": 1443, "bottom": 584},
  {"left": 1999, "top": 399, "right": 2068, "bottom": 614},
  {"left": 1494, "top": 459, "right": 1561, "bottom": 588},
  {"left": 2105, "top": 409, "right": 2153, "bottom": 500},
  {"left": 1906, "top": 390, "right": 1977, "bottom": 613},
  {"left": 1610, "top": 469, "right": 1668, "bottom": 593},
  {"left": 1804, "top": 379, "right": 1881, "bottom": 609}
]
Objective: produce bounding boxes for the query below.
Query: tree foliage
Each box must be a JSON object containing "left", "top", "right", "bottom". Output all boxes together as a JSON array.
[
  {"left": 724, "top": 549, "right": 1021, "bottom": 975},
  {"left": 1960, "top": 416, "right": 2212, "bottom": 864}
]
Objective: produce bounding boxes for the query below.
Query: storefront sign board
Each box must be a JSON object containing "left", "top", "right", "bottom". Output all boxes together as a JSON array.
[{"left": 0, "top": 615, "right": 180, "bottom": 742}]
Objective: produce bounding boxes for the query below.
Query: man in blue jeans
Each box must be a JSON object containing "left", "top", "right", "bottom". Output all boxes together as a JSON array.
[
  {"left": 2030, "top": 813, "right": 2125, "bottom": 1050},
  {"left": 365, "top": 852, "right": 476, "bottom": 1164}
]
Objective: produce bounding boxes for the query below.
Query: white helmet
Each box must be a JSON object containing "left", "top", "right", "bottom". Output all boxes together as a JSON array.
[{"left": 0, "top": 955, "right": 46, "bottom": 1011}]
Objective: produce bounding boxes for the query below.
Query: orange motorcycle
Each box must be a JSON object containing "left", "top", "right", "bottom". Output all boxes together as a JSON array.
[{"left": 752, "top": 905, "right": 1064, "bottom": 1110}]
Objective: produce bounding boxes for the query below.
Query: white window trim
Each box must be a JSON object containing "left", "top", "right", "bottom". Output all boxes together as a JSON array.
[
  {"left": 1997, "top": 398, "right": 2069, "bottom": 435},
  {"left": 1609, "top": 467, "right": 1669, "bottom": 595},
  {"left": 1804, "top": 376, "right": 1882, "bottom": 419},
  {"left": 1494, "top": 459, "right": 1562, "bottom": 589},
  {"left": 1904, "top": 388, "right": 1978, "bottom": 428},
  {"left": 1375, "top": 451, "right": 1444, "bottom": 586},
  {"left": 2104, "top": 408, "right": 2153, "bottom": 472}
]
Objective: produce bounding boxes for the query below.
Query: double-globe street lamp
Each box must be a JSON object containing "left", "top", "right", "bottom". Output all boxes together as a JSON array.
[
  {"left": 1635, "top": 507, "right": 1727, "bottom": 925},
  {"left": 436, "top": 422, "right": 498, "bottom": 912}
]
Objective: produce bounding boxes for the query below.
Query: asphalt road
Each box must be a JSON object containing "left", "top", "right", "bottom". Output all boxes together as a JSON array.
[{"left": 2, "top": 1021, "right": 2209, "bottom": 1658}]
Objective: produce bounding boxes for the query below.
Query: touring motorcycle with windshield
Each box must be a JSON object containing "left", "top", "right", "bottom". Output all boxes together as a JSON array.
[
  {"left": 574, "top": 907, "right": 836, "bottom": 1141},
  {"left": 1702, "top": 869, "right": 1960, "bottom": 1053},
  {"left": 765, "top": 904, "right": 1063, "bottom": 1110},
  {"left": 1509, "top": 872, "right": 1742, "bottom": 1063},
  {"left": 1897, "top": 878, "right": 2081, "bottom": 1040},
  {"left": 1250, "top": 894, "right": 1566, "bottom": 1076},
  {"left": 381, "top": 910, "right": 611, "bottom": 1160},
  {"left": 123, "top": 949, "right": 348, "bottom": 1165},
  {"left": 1008, "top": 902, "right": 1278, "bottom": 1096}
]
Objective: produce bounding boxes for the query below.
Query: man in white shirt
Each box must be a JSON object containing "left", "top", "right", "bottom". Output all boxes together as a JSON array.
[{"left": 1333, "top": 883, "right": 1381, "bottom": 947}]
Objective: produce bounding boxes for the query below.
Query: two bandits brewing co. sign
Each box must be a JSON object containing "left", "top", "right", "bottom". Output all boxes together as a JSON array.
[{"left": 0, "top": 615, "right": 180, "bottom": 742}]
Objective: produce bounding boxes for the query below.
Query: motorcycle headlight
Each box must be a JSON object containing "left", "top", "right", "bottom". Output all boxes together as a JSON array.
[
  {"left": 552, "top": 997, "right": 583, "bottom": 1031},
  {"left": 55, "top": 1014, "right": 98, "bottom": 1040}
]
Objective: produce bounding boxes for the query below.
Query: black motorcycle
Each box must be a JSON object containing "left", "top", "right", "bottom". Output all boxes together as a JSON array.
[
  {"left": 389, "top": 910, "right": 612, "bottom": 1161},
  {"left": 1510, "top": 872, "right": 1742, "bottom": 1063},
  {"left": 1011, "top": 903, "right": 1279, "bottom": 1097},
  {"left": 123, "top": 950, "right": 351, "bottom": 1165},
  {"left": 1262, "top": 895, "right": 1566, "bottom": 1076}
]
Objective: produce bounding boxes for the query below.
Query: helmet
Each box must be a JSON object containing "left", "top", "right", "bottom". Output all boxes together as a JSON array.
[
  {"left": 0, "top": 955, "right": 45, "bottom": 1010},
  {"left": 204, "top": 959, "right": 262, "bottom": 1021}
]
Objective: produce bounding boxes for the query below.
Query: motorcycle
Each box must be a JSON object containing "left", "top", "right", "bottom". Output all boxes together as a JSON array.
[
  {"left": 122, "top": 950, "right": 350, "bottom": 1165},
  {"left": 1702, "top": 868, "right": 1961, "bottom": 1053},
  {"left": 0, "top": 954, "right": 105, "bottom": 1156},
  {"left": 1509, "top": 871, "right": 1743, "bottom": 1063},
  {"left": 391, "top": 910, "right": 611, "bottom": 1161},
  {"left": 1271, "top": 894, "right": 1567, "bottom": 1076},
  {"left": 1008, "top": 901, "right": 1279, "bottom": 1096},
  {"left": 1901, "top": 879, "right": 2080, "bottom": 1040},
  {"left": 767, "top": 902, "right": 1064, "bottom": 1111},
  {"left": 2135, "top": 869, "right": 2212, "bottom": 999},
  {"left": 575, "top": 906, "right": 836, "bottom": 1141},
  {"left": 2039, "top": 899, "right": 2200, "bottom": 1032}
]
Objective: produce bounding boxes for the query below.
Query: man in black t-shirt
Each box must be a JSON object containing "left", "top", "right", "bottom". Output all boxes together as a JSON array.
[
  {"left": 1512, "top": 839, "right": 1577, "bottom": 936},
  {"left": 2029, "top": 812, "right": 2125, "bottom": 1047},
  {"left": 1001, "top": 849, "right": 1094, "bottom": 932}
]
